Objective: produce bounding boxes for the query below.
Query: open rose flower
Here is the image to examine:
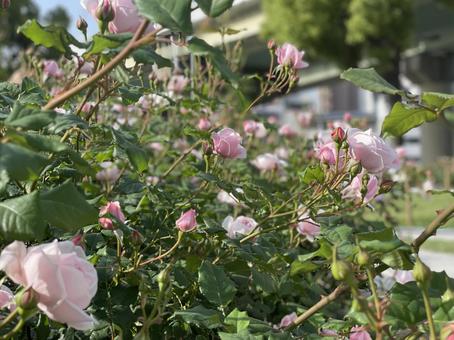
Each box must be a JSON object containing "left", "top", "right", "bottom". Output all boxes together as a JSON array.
[
  {"left": 212, "top": 128, "right": 247, "bottom": 159},
  {"left": 342, "top": 173, "right": 379, "bottom": 204},
  {"left": 278, "top": 124, "right": 298, "bottom": 138},
  {"left": 176, "top": 209, "right": 197, "bottom": 232},
  {"left": 43, "top": 60, "right": 64, "bottom": 79},
  {"left": 198, "top": 118, "right": 212, "bottom": 131},
  {"left": 296, "top": 214, "right": 321, "bottom": 242},
  {"left": 99, "top": 201, "right": 126, "bottom": 229},
  {"left": 0, "top": 240, "right": 98, "bottom": 330},
  {"left": 252, "top": 153, "right": 285, "bottom": 172},
  {"left": 275, "top": 43, "right": 309, "bottom": 70},
  {"left": 347, "top": 128, "right": 399, "bottom": 174},
  {"left": 167, "top": 75, "right": 189, "bottom": 94},
  {"left": 243, "top": 120, "right": 267, "bottom": 138},
  {"left": 222, "top": 216, "right": 258, "bottom": 239},
  {"left": 349, "top": 326, "right": 372, "bottom": 340}
]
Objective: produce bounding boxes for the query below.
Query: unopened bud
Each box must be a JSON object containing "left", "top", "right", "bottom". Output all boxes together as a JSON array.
[
  {"left": 413, "top": 257, "right": 431, "bottom": 285},
  {"left": 72, "top": 232, "right": 84, "bottom": 247},
  {"left": 379, "top": 180, "right": 395, "bottom": 194},
  {"left": 331, "top": 127, "right": 346, "bottom": 144},
  {"left": 15, "top": 289, "right": 37, "bottom": 312},
  {"left": 356, "top": 249, "right": 370, "bottom": 266},
  {"left": 267, "top": 40, "right": 276, "bottom": 50},
  {"left": 131, "top": 229, "right": 144, "bottom": 246},
  {"left": 77, "top": 16, "right": 88, "bottom": 33},
  {"left": 96, "top": 0, "right": 115, "bottom": 23},
  {"left": 157, "top": 265, "right": 172, "bottom": 291},
  {"left": 331, "top": 259, "right": 353, "bottom": 282},
  {"left": 1, "top": 0, "right": 10, "bottom": 9},
  {"left": 349, "top": 163, "right": 362, "bottom": 177}
]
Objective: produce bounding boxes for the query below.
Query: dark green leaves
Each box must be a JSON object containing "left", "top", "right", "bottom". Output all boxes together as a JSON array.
[
  {"left": 84, "top": 33, "right": 132, "bottom": 57},
  {"left": 174, "top": 305, "right": 222, "bottom": 329},
  {"left": 18, "top": 20, "right": 84, "bottom": 57},
  {"left": 135, "top": 0, "right": 193, "bottom": 34},
  {"left": 188, "top": 37, "right": 239, "bottom": 87},
  {"left": 0, "top": 143, "right": 48, "bottom": 181},
  {"left": 195, "top": 0, "right": 234, "bottom": 17},
  {"left": 198, "top": 261, "right": 237, "bottom": 306},
  {"left": 112, "top": 129, "right": 149, "bottom": 173},
  {"left": 132, "top": 47, "right": 172, "bottom": 68},
  {"left": 0, "top": 191, "right": 47, "bottom": 241},
  {"left": 382, "top": 102, "right": 437, "bottom": 137},
  {"left": 40, "top": 182, "right": 98, "bottom": 232},
  {"left": 6, "top": 102, "right": 56, "bottom": 130},
  {"left": 340, "top": 68, "right": 402, "bottom": 95}
]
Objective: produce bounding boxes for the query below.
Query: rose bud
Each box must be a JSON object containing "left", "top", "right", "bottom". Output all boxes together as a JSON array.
[
  {"left": 267, "top": 40, "right": 276, "bottom": 50},
  {"left": 1, "top": 0, "right": 10, "bottom": 9},
  {"left": 131, "top": 229, "right": 145, "bottom": 246},
  {"left": 96, "top": 0, "right": 115, "bottom": 23},
  {"left": 331, "top": 127, "right": 346, "bottom": 144},
  {"left": 77, "top": 16, "right": 88, "bottom": 33},
  {"left": 176, "top": 209, "right": 197, "bottom": 232},
  {"left": 379, "top": 179, "right": 395, "bottom": 194},
  {"left": 413, "top": 257, "right": 431, "bottom": 285}
]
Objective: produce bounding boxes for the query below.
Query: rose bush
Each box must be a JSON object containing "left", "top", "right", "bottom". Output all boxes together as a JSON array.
[{"left": 0, "top": 1, "right": 452, "bottom": 339}]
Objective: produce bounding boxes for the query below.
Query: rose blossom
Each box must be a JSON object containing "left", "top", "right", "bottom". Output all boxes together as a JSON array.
[
  {"left": 43, "top": 60, "right": 64, "bottom": 79},
  {"left": 278, "top": 124, "right": 297, "bottom": 138},
  {"left": 217, "top": 190, "right": 240, "bottom": 206},
  {"left": 243, "top": 120, "right": 267, "bottom": 138},
  {"left": 342, "top": 173, "right": 379, "bottom": 204},
  {"left": 296, "top": 214, "right": 320, "bottom": 242},
  {"left": 212, "top": 128, "right": 247, "bottom": 159},
  {"left": 81, "top": 102, "right": 95, "bottom": 113},
  {"left": 80, "top": 0, "right": 158, "bottom": 34},
  {"left": 222, "top": 216, "right": 258, "bottom": 239},
  {"left": 0, "top": 240, "right": 98, "bottom": 330},
  {"left": 96, "top": 162, "right": 121, "bottom": 184},
  {"left": 275, "top": 147, "right": 289, "bottom": 160},
  {"left": 176, "top": 209, "right": 197, "bottom": 232},
  {"left": 167, "top": 75, "right": 189, "bottom": 94},
  {"left": 347, "top": 128, "right": 399, "bottom": 174},
  {"left": 99, "top": 201, "right": 126, "bottom": 229},
  {"left": 297, "top": 112, "right": 313, "bottom": 127},
  {"left": 275, "top": 43, "right": 309, "bottom": 70},
  {"left": 198, "top": 118, "right": 212, "bottom": 131},
  {"left": 74, "top": 56, "right": 94, "bottom": 75},
  {"left": 0, "top": 285, "right": 14, "bottom": 310},
  {"left": 343, "top": 112, "right": 352, "bottom": 122},
  {"left": 252, "top": 153, "right": 284, "bottom": 172},
  {"left": 315, "top": 140, "right": 338, "bottom": 165},
  {"left": 349, "top": 326, "right": 372, "bottom": 340},
  {"left": 278, "top": 312, "right": 297, "bottom": 328}
]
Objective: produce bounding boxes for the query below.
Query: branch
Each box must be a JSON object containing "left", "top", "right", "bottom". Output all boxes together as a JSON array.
[
  {"left": 43, "top": 20, "right": 151, "bottom": 110},
  {"left": 412, "top": 202, "right": 454, "bottom": 252},
  {"left": 286, "top": 284, "right": 348, "bottom": 330}
]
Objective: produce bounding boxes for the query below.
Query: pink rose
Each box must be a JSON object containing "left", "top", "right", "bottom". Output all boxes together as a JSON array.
[
  {"left": 167, "top": 75, "right": 189, "bottom": 94},
  {"left": 98, "top": 217, "right": 114, "bottom": 230},
  {"left": 275, "top": 43, "right": 309, "bottom": 70},
  {"left": 297, "top": 112, "right": 313, "bottom": 127},
  {"left": 296, "top": 215, "right": 320, "bottom": 242},
  {"left": 343, "top": 112, "right": 352, "bottom": 122},
  {"left": 395, "top": 146, "right": 406, "bottom": 160},
  {"left": 0, "top": 285, "right": 14, "bottom": 310},
  {"left": 278, "top": 124, "right": 297, "bottom": 138},
  {"left": 198, "top": 118, "right": 212, "bottom": 131},
  {"left": 217, "top": 190, "right": 240, "bottom": 206},
  {"left": 348, "top": 128, "right": 399, "bottom": 174},
  {"left": 243, "top": 120, "right": 267, "bottom": 138},
  {"left": 212, "top": 128, "right": 247, "bottom": 159},
  {"left": 364, "top": 175, "right": 379, "bottom": 203},
  {"left": 349, "top": 326, "right": 372, "bottom": 340},
  {"left": 394, "top": 270, "right": 414, "bottom": 284},
  {"left": 74, "top": 56, "right": 94, "bottom": 75},
  {"left": 342, "top": 174, "right": 379, "bottom": 204},
  {"left": 176, "top": 209, "right": 197, "bottom": 232},
  {"left": 99, "top": 201, "right": 126, "bottom": 223},
  {"left": 81, "top": 102, "right": 95, "bottom": 113},
  {"left": 96, "top": 162, "right": 121, "bottom": 184},
  {"left": 252, "top": 153, "right": 284, "bottom": 171},
  {"left": 315, "top": 141, "right": 338, "bottom": 165},
  {"left": 275, "top": 147, "right": 289, "bottom": 160},
  {"left": 43, "top": 60, "right": 64, "bottom": 79},
  {"left": 222, "top": 216, "right": 257, "bottom": 239},
  {"left": 0, "top": 240, "right": 97, "bottom": 330},
  {"left": 278, "top": 312, "right": 297, "bottom": 328}
]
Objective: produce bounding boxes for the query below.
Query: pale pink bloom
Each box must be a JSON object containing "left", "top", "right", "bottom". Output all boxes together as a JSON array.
[
  {"left": 0, "top": 240, "right": 97, "bottom": 330},
  {"left": 99, "top": 201, "right": 126, "bottom": 223},
  {"left": 395, "top": 146, "right": 406, "bottom": 160},
  {"left": 222, "top": 216, "right": 258, "bottom": 239},
  {"left": 150, "top": 65, "right": 172, "bottom": 82},
  {"left": 278, "top": 124, "right": 297, "bottom": 138},
  {"left": 80, "top": 0, "right": 158, "bottom": 34},
  {"left": 98, "top": 217, "right": 113, "bottom": 230},
  {"left": 315, "top": 140, "right": 338, "bottom": 165},
  {"left": 342, "top": 174, "right": 379, "bottom": 204},
  {"left": 267, "top": 116, "right": 278, "bottom": 125},
  {"left": 212, "top": 128, "right": 247, "bottom": 159},
  {"left": 112, "top": 103, "right": 124, "bottom": 113},
  {"left": 296, "top": 215, "right": 320, "bottom": 242},
  {"left": 198, "top": 118, "right": 212, "bottom": 131},
  {"left": 146, "top": 176, "right": 159, "bottom": 186},
  {"left": 364, "top": 175, "right": 379, "bottom": 203},
  {"left": 394, "top": 270, "right": 414, "bottom": 284},
  {"left": 348, "top": 128, "right": 399, "bottom": 174},
  {"left": 297, "top": 112, "right": 313, "bottom": 127},
  {"left": 138, "top": 95, "right": 152, "bottom": 111},
  {"left": 278, "top": 312, "right": 297, "bottom": 328},
  {"left": 217, "top": 190, "right": 240, "bottom": 206},
  {"left": 0, "top": 285, "right": 14, "bottom": 310},
  {"left": 243, "top": 120, "right": 267, "bottom": 138},
  {"left": 275, "top": 147, "right": 289, "bottom": 160},
  {"left": 343, "top": 112, "right": 352, "bottom": 122},
  {"left": 74, "top": 56, "right": 94, "bottom": 75},
  {"left": 81, "top": 102, "right": 95, "bottom": 113},
  {"left": 252, "top": 153, "right": 284, "bottom": 171},
  {"left": 43, "top": 60, "right": 64, "bottom": 79},
  {"left": 148, "top": 142, "right": 164, "bottom": 152},
  {"left": 331, "top": 120, "right": 351, "bottom": 130},
  {"left": 167, "top": 75, "right": 189, "bottom": 94},
  {"left": 349, "top": 326, "right": 372, "bottom": 340},
  {"left": 96, "top": 162, "right": 121, "bottom": 184},
  {"left": 275, "top": 43, "right": 309, "bottom": 70},
  {"left": 176, "top": 209, "right": 197, "bottom": 232}
]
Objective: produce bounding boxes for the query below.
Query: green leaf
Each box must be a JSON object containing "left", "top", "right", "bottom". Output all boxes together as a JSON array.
[
  {"left": 174, "top": 305, "right": 222, "bottom": 329},
  {"left": 0, "top": 191, "right": 47, "bottom": 241},
  {"left": 195, "top": 0, "right": 234, "bottom": 17},
  {"left": 300, "top": 165, "right": 324, "bottom": 185},
  {"left": 112, "top": 129, "right": 149, "bottom": 173},
  {"left": 40, "top": 182, "right": 98, "bottom": 232},
  {"left": 198, "top": 261, "right": 237, "bottom": 306},
  {"left": 0, "top": 143, "right": 48, "bottom": 181},
  {"left": 18, "top": 19, "right": 84, "bottom": 57},
  {"left": 132, "top": 47, "right": 172, "bottom": 67},
  {"left": 340, "top": 68, "right": 402, "bottom": 95},
  {"left": 422, "top": 92, "right": 454, "bottom": 112},
  {"left": 135, "top": 0, "right": 193, "bottom": 34},
  {"left": 251, "top": 269, "right": 276, "bottom": 294},
  {"left": 84, "top": 33, "right": 132, "bottom": 57},
  {"left": 188, "top": 37, "right": 239, "bottom": 87},
  {"left": 5, "top": 130, "right": 68, "bottom": 153},
  {"left": 48, "top": 114, "right": 88, "bottom": 134},
  {"left": 6, "top": 102, "right": 56, "bottom": 130},
  {"left": 382, "top": 102, "right": 437, "bottom": 137},
  {"left": 224, "top": 308, "right": 250, "bottom": 333},
  {"left": 290, "top": 260, "right": 319, "bottom": 276}
]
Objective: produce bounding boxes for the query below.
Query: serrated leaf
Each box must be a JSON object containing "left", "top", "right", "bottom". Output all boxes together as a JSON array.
[
  {"left": 84, "top": 33, "right": 132, "bottom": 57},
  {"left": 135, "top": 0, "right": 193, "bottom": 34},
  {"left": 0, "top": 143, "right": 48, "bottom": 181},
  {"left": 382, "top": 102, "right": 437, "bottom": 137},
  {"left": 198, "top": 261, "right": 237, "bottom": 306},
  {"left": 6, "top": 102, "right": 56, "bottom": 130},
  {"left": 0, "top": 191, "right": 47, "bottom": 241},
  {"left": 195, "top": 0, "right": 234, "bottom": 17},
  {"left": 40, "top": 182, "right": 98, "bottom": 231},
  {"left": 340, "top": 68, "right": 402, "bottom": 95},
  {"left": 224, "top": 308, "right": 250, "bottom": 333}
]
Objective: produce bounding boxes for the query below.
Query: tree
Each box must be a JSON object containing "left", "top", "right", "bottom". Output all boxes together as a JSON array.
[
  {"left": 261, "top": 0, "right": 412, "bottom": 87},
  {"left": 44, "top": 6, "right": 70, "bottom": 29}
]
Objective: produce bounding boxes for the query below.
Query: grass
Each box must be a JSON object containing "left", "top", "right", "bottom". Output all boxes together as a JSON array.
[
  {"left": 420, "top": 240, "right": 454, "bottom": 254},
  {"left": 368, "top": 192, "right": 454, "bottom": 228}
]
